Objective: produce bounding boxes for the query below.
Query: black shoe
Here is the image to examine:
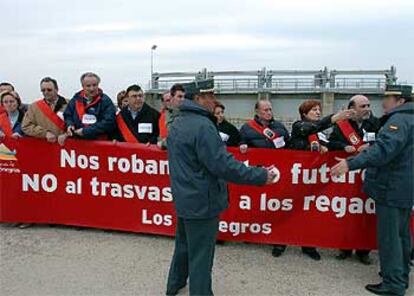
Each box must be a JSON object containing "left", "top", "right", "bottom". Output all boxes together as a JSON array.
[
  {"left": 272, "top": 246, "right": 285, "bottom": 257},
  {"left": 378, "top": 273, "right": 408, "bottom": 289},
  {"left": 166, "top": 283, "right": 186, "bottom": 296},
  {"left": 302, "top": 248, "right": 321, "bottom": 261},
  {"left": 365, "top": 283, "right": 403, "bottom": 296},
  {"left": 18, "top": 223, "right": 33, "bottom": 229},
  {"left": 336, "top": 251, "right": 352, "bottom": 260},
  {"left": 358, "top": 254, "right": 372, "bottom": 265}
]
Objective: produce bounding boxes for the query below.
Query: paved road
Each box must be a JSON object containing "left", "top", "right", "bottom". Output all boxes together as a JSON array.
[{"left": 1, "top": 224, "right": 412, "bottom": 296}]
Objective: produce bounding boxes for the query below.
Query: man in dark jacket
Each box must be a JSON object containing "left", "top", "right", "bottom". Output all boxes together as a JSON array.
[
  {"left": 114, "top": 84, "right": 160, "bottom": 144},
  {"left": 59, "top": 72, "right": 116, "bottom": 143},
  {"left": 332, "top": 85, "right": 413, "bottom": 296},
  {"left": 329, "top": 95, "right": 381, "bottom": 154},
  {"left": 239, "top": 99, "right": 290, "bottom": 153},
  {"left": 239, "top": 99, "right": 290, "bottom": 258},
  {"left": 329, "top": 94, "right": 381, "bottom": 265},
  {"left": 166, "top": 79, "right": 274, "bottom": 296}
]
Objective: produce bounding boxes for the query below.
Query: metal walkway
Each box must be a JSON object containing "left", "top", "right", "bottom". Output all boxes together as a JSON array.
[{"left": 148, "top": 66, "right": 399, "bottom": 94}]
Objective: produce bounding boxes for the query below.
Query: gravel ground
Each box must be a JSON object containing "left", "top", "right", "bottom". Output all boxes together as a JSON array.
[{"left": 0, "top": 224, "right": 412, "bottom": 296}]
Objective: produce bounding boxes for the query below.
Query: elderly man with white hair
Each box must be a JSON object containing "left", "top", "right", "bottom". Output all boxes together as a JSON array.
[
  {"left": 58, "top": 72, "right": 116, "bottom": 144},
  {"left": 329, "top": 94, "right": 381, "bottom": 265}
]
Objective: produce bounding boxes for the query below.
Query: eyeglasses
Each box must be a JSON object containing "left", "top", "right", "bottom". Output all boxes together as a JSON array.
[
  {"left": 41, "top": 88, "right": 53, "bottom": 92},
  {"left": 129, "top": 94, "right": 144, "bottom": 99},
  {"left": 2, "top": 100, "right": 16, "bottom": 104}
]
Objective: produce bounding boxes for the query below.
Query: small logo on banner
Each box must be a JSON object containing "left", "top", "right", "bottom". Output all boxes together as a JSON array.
[
  {"left": 0, "top": 143, "right": 17, "bottom": 161},
  {"left": 0, "top": 143, "right": 20, "bottom": 174}
]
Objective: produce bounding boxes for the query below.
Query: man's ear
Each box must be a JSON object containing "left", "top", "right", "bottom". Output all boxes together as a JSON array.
[{"left": 397, "top": 97, "right": 406, "bottom": 105}]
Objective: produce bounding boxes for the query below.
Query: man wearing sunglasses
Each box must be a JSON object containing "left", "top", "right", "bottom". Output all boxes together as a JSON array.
[{"left": 21, "top": 77, "right": 68, "bottom": 143}]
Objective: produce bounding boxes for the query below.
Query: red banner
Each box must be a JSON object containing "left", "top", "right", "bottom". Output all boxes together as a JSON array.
[{"left": 0, "top": 137, "right": 412, "bottom": 249}]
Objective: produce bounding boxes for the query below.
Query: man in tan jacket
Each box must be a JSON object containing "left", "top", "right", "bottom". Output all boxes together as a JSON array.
[{"left": 22, "top": 77, "right": 68, "bottom": 142}]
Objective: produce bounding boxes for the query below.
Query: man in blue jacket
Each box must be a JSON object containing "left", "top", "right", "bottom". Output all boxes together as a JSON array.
[
  {"left": 166, "top": 79, "right": 275, "bottom": 296},
  {"left": 332, "top": 84, "right": 413, "bottom": 296},
  {"left": 59, "top": 72, "right": 116, "bottom": 144}
]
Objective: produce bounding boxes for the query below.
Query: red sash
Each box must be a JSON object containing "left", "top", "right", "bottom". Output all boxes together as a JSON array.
[
  {"left": 116, "top": 113, "right": 139, "bottom": 143},
  {"left": 159, "top": 109, "right": 168, "bottom": 139},
  {"left": 248, "top": 119, "right": 279, "bottom": 141},
  {"left": 0, "top": 112, "right": 13, "bottom": 137},
  {"left": 411, "top": 215, "right": 414, "bottom": 243},
  {"left": 75, "top": 91, "right": 102, "bottom": 127},
  {"left": 337, "top": 120, "right": 364, "bottom": 149},
  {"left": 35, "top": 99, "right": 65, "bottom": 132},
  {"left": 308, "top": 134, "right": 320, "bottom": 151}
]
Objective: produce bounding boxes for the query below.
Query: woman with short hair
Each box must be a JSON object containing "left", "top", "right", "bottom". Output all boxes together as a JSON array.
[
  {"left": 116, "top": 90, "right": 128, "bottom": 110},
  {"left": 290, "top": 99, "right": 353, "bottom": 153},
  {"left": 273, "top": 99, "right": 354, "bottom": 260},
  {"left": 213, "top": 102, "right": 241, "bottom": 147},
  {"left": 0, "top": 91, "right": 25, "bottom": 139}
]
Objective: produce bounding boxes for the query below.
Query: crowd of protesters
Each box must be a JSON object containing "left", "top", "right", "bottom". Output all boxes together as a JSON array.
[{"left": 0, "top": 73, "right": 412, "bottom": 266}]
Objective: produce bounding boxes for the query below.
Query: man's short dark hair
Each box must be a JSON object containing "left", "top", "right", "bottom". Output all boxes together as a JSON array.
[
  {"left": 126, "top": 84, "right": 142, "bottom": 95},
  {"left": 40, "top": 77, "right": 59, "bottom": 90},
  {"left": 170, "top": 84, "right": 185, "bottom": 97},
  {"left": 0, "top": 82, "right": 14, "bottom": 91},
  {"left": 348, "top": 100, "right": 355, "bottom": 109}
]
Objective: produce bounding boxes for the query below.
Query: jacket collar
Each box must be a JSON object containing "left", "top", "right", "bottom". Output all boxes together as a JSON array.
[
  {"left": 74, "top": 89, "right": 103, "bottom": 102},
  {"left": 387, "top": 102, "right": 414, "bottom": 115},
  {"left": 380, "top": 102, "right": 413, "bottom": 126},
  {"left": 180, "top": 99, "right": 210, "bottom": 116},
  {"left": 180, "top": 99, "right": 217, "bottom": 124}
]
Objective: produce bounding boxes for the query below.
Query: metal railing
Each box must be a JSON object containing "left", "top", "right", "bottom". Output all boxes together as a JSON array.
[
  {"left": 332, "top": 78, "right": 386, "bottom": 90},
  {"left": 269, "top": 78, "right": 321, "bottom": 90},
  {"left": 148, "top": 66, "right": 399, "bottom": 94}
]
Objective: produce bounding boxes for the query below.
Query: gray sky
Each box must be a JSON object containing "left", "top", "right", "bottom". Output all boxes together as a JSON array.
[{"left": 1, "top": 0, "right": 413, "bottom": 102}]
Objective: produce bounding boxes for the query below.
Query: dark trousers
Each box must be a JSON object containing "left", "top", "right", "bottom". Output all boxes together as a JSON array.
[
  {"left": 376, "top": 204, "right": 412, "bottom": 293},
  {"left": 273, "top": 245, "right": 317, "bottom": 253},
  {"left": 339, "top": 249, "right": 370, "bottom": 257},
  {"left": 167, "top": 216, "right": 219, "bottom": 296}
]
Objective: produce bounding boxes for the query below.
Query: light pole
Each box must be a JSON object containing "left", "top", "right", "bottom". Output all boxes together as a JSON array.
[{"left": 151, "top": 44, "right": 157, "bottom": 88}]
